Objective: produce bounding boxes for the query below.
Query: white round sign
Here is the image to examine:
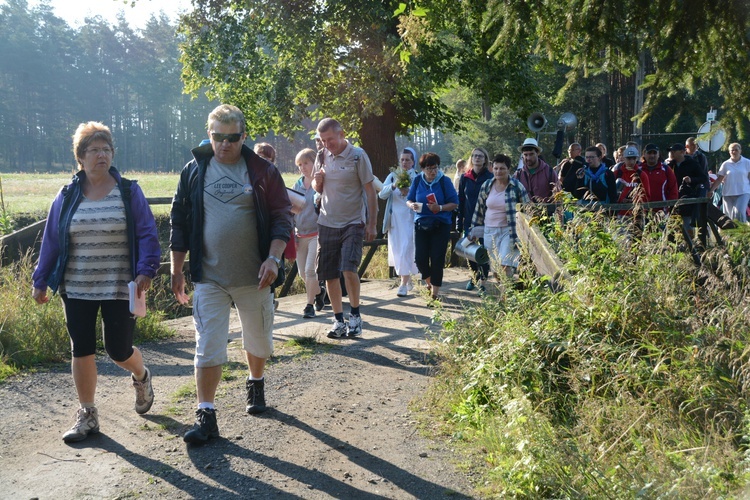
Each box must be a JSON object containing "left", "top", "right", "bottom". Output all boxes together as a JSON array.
[{"left": 696, "top": 121, "right": 727, "bottom": 153}]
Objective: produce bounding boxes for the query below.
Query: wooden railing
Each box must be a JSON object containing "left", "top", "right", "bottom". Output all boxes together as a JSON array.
[{"left": 0, "top": 197, "right": 736, "bottom": 297}]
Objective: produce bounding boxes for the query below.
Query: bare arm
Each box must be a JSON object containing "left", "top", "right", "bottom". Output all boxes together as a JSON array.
[
  {"left": 708, "top": 174, "right": 725, "bottom": 194},
  {"left": 363, "top": 181, "right": 378, "bottom": 242}
]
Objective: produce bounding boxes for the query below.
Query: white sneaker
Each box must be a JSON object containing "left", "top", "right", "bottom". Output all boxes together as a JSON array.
[
  {"left": 327, "top": 319, "right": 347, "bottom": 338},
  {"left": 62, "top": 407, "right": 99, "bottom": 443},
  {"left": 407, "top": 281, "right": 414, "bottom": 291},
  {"left": 347, "top": 314, "right": 363, "bottom": 338},
  {"left": 132, "top": 367, "right": 154, "bottom": 414},
  {"left": 396, "top": 284, "right": 408, "bottom": 297}
]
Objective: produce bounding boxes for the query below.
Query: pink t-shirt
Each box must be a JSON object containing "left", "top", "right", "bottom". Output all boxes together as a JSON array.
[{"left": 484, "top": 184, "right": 508, "bottom": 227}]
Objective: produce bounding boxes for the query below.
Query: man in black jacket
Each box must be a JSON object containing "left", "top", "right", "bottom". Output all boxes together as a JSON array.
[
  {"left": 170, "top": 104, "right": 292, "bottom": 445},
  {"left": 555, "top": 142, "right": 585, "bottom": 186},
  {"left": 668, "top": 143, "right": 708, "bottom": 236},
  {"left": 685, "top": 137, "right": 708, "bottom": 175}
]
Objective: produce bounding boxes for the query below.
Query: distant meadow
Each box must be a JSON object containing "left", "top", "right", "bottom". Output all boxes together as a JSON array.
[{"left": 0, "top": 172, "right": 302, "bottom": 218}]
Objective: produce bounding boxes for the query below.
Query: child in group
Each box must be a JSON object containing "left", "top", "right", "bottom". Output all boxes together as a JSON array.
[{"left": 292, "top": 148, "right": 325, "bottom": 317}]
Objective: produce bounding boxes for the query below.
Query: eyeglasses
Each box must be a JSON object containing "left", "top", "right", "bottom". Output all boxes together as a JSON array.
[
  {"left": 471, "top": 154, "right": 485, "bottom": 159},
  {"left": 423, "top": 166, "right": 439, "bottom": 171},
  {"left": 211, "top": 133, "right": 243, "bottom": 143},
  {"left": 85, "top": 147, "right": 113, "bottom": 156}
]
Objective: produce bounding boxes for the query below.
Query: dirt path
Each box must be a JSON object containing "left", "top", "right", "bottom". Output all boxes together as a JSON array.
[{"left": 1, "top": 268, "right": 480, "bottom": 499}]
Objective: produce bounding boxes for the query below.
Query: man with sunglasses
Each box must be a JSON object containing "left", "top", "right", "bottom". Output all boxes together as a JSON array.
[{"left": 170, "top": 104, "right": 292, "bottom": 445}]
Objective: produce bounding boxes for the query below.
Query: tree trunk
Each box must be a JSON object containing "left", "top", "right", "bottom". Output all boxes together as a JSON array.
[
  {"left": 482, "top": 98, "right": 491, "bottom": 122},
  {"left": 358, "top": 100, "right": 398, "bottom": 235},
  {"left": 598, "top": 86, "right": 611, "bottom": 149}
]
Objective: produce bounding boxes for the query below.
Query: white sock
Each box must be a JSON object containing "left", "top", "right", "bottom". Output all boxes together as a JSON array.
[{"left": 197, "top": 402, "right": 215, "bottom": 410}]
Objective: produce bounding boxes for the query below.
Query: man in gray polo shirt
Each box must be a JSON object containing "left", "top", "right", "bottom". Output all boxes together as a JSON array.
[{"left": 312, "top": 118, "right": 378, "bottom": 338}]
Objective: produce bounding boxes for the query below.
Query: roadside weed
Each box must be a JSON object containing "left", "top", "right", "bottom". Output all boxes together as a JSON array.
[{"left": 422, "top": 208, "right": 750, "bottom": 497}]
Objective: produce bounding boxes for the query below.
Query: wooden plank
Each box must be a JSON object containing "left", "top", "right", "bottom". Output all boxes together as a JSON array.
[
  {"left": 516, "top": 213, "right": 569, "bottom": 290},
  {"left": 0, "top": 219, "right": 46, "bottom": 264}
]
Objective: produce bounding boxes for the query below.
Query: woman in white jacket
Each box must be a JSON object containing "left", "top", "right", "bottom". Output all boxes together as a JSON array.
[
  {"left": 379, "top": 147, "right": 419, "bottom": 297},
  {"left": 708, "top": 143, "right": 750, "bottom": 223}
]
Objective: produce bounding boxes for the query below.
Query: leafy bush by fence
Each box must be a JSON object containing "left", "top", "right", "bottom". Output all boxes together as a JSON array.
[{"left": 423, "top": 209, "right": 750, "bottom": 497}]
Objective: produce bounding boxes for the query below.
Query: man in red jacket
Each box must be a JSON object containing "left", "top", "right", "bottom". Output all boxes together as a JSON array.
[{"left": 638, "top": 143, "right": 678, "bottom": 213}]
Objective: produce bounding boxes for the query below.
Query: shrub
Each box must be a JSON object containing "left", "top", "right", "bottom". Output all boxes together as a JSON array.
[{"left": 423, "top": 208, "right": 750, "bottom": 497}]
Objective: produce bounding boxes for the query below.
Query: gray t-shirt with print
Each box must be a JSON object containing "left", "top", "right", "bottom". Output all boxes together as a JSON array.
[{"left": 201, "top": 157, "right": 262, "bottom": 287}]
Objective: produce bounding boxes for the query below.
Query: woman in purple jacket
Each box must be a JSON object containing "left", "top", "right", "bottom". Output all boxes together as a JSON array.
[{"left": 32, "top": 122, "right": 161, "bottom": 443}]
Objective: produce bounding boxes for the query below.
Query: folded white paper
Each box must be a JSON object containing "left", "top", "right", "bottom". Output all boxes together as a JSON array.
[{"left": 128, "top": 281, "right": 146, "bottom": 318}]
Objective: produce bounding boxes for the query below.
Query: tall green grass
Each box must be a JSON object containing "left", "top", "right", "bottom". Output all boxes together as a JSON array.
[
  {"left": 423, "top": 209, "right": 750, "bottom": 497},
  {"left": 0, "top": 252, "right": 175, "bottom": 381}
]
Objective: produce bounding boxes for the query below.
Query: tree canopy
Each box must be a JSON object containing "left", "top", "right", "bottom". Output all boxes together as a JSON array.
[
  {"left": 179, "top": 0, "right": 465, "bottom": 177},
  {"left": 404, "top": 0, "right": 750, "bottom": 136},
  {"left": 0, "top": 0, "right": 216, "bottom": 173}
]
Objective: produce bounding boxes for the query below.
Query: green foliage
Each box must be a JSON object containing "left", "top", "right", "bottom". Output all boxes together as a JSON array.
[
  {"left": 423, "top": 209, "right": 750, "bottom": 496},
  {"left": 179, "top": 0, "right": 455, "bottom": 138},
  {"left": 0, "top": 253, "right": 69, "bottom": 375},
  {"left": 0, "top": 209, "right": 14, "bottom": 236},
  {"left": 390, "top": 166, "right": 413, "bottom": 189},
  {"left": 405, "top": 0, "right": 750, "bottom": 138},
  {"left": 0, "top": 2, "right": 215, "bottom": 173},
  {"left": 0, "top": 176, "right": 14, "bottom": 235}
]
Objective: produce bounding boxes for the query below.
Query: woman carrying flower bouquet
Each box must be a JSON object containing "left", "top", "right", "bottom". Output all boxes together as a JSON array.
[{"left": 379, "top": 147, "right": 420, "bottom": 297}]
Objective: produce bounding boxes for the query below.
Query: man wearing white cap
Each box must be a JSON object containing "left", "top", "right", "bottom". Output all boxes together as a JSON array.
[
  {"left": 613, "top": 145, "right": 650, "bottom": 217},
  {"left": 515, "top": 138, "right": 558, "bottom": 215}
]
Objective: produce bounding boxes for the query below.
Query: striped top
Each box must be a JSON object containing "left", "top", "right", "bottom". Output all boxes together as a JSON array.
[{"left": 61, "top": 186, "right": 130, "bottom": 300}]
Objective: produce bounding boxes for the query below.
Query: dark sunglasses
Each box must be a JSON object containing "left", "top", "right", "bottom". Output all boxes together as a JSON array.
[{"left": 211, "top": 132, "right": 243, "bottom": 143}]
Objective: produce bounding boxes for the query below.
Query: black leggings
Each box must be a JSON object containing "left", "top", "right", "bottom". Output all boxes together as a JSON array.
[
  {"left": 61, "top": 295, "right": 136, "bottom": 361},
  {"left": 414, "top": 222, "right": 451, "bottom": 287}
]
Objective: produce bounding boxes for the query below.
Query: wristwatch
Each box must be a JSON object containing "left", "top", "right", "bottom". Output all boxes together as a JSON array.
[{"left": 267, "top": 255, "right": 282, "bottom": 267}]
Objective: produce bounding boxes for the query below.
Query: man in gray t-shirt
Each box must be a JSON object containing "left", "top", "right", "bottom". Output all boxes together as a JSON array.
[
  {"left": 170, "top": 104, "right": 292, "bottom": 445},
  {"left": 312, "top": 118, "right": 378, "bottom": 339}
]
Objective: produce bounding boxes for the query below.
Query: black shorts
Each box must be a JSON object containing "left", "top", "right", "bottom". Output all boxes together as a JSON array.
[{"left": 61, "top": 296, "right": 135, "bottom": 361}]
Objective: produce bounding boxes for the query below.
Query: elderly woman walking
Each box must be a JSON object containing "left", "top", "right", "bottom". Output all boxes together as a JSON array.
[
  {"left": 457, "top": 147, "right": 493, "bottom": 291},
  {"left": 708, "top": 143, "right": 750, "bottom": 223},
  {"left": 379, "top": 147, "right": 419, "bottom": 296},
  {"left": 32, "top": 121, "right": 160, "bottom": 443}
]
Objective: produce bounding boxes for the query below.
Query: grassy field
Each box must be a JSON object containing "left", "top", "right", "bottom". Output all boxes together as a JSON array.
[{"left": 0, "top": 171, "right": 302, "bottom": 217}]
